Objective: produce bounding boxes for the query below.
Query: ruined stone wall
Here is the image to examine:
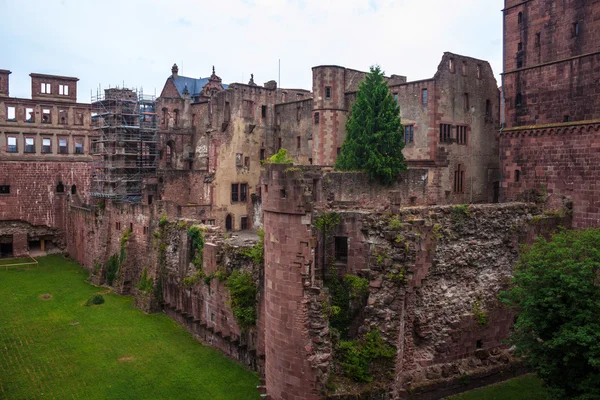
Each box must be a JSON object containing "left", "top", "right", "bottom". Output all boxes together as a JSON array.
[
  {"left": 500, "top": 123, "right": 599, "bottom": 228},
  {"left": 0, "top": 162, "right": 82, "bottom": 228},
  {"left": 274, "top": 98, "right": 313, "bottom": 164},
  {"left": 260, "top": 164, "right": 568, "bottom": 399}
]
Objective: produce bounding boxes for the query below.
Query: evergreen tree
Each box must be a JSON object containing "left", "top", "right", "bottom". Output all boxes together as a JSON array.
[{"left": 335, "top": 65, "right": 406, "bottom": 184}]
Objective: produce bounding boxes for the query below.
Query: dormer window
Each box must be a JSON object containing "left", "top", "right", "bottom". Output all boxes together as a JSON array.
[
  {"left": 41, "top": 83, "right": 51, "bottom": 94},
  {"left": 59, "top": 84, "right": 69, "bottom": 95}
]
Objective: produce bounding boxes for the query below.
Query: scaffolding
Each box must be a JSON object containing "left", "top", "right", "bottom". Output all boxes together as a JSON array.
[{"left": 90, "top": 88, "right": 158, "bottom": 202}]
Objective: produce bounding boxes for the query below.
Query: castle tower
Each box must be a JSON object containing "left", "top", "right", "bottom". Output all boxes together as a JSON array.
[
  {"left": 311, "top": 66, "right": 347, "bottom": 166},
  {"left": 261, "top": 164, "right": 328, "bottom": 400}
]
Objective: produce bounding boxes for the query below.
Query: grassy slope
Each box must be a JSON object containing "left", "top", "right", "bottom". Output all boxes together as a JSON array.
[
  {"left": 449, "top": 374, "right": 548, "bottom": 400},
  {"left": 0, "top": 255, "right": 259, "bottom": 400}
]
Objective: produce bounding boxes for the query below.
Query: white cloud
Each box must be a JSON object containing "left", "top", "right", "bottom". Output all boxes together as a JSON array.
[{"left": 1, "top": 0, "right": 503, "bottom": 101}]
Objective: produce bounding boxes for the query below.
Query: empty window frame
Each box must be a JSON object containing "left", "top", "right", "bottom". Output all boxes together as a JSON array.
[
  {"left": 456, "top": 126, "right": 467, "bottom": 145},
  {"left": 42, "top": 108, "right": 51, "bottom": 124},
  {"left": 244, "top": 156, "right": 250, "bottom": 168},
  {"left": 75, "top": 138, "right": 84, "bottom": 154},
  {"left": 261, "top": 105, "right": 267, "bottom": 118},
  {"left": 115, "top": 221, "right": 121, "bottom": 230},
  {"left": 59, "top": 109, "right": 68, "bottom": 124},
  {"left": 422, "top": 89, "right": 428, "bottom": 105},
  {"left": 41, "top": 83, "right": 51, "bottom": 94},
  {"left": 75, "top": 111, "right": 84, "bottom": 125},
  {"left": 240, "top": 216, "right": 248, "bottom": 230},
  {"left": 296, "top": 105, "right": 301, "bottom": 121},
  {"left": 25, "top": 137, "right": 35, "bottom": 153},
  {"left": 59, "top": 138, "right": 68, "bottom": 154},
  {"left": 518, "top": 12, "right": 523, "bottom": 24},
  {"left": 314, "top": 112, "right": 320, "bottom": 124},
  {"left": 439, "top": 124, "right": 452, "bottom": 143},
  {"left": 393, "top": 93, "right": 399, "bottom": 104},
  {"left": 297, "top": 136, "right": 301, "bottom": 150},
  {"left": 236, "top": 153, "right": 243, "bottom": 167},
  {"left": 449, "top": 58, "right": 455, "bottom": 73},
  {"left": 325, "top": 86, "right": 332, "bottom": 100},
  {"left": 25, "top": 108, "right": 34, "bottom": 123},
  {"left": 477, "top": 64, "right": 482, "bottom": 79},
  {"left": 224, "top": 102, "right": 231, "bottom": 123},
  {"left": 454, "top": 164, "right": 464, "bottom": 193},
  {"left": 42, "top": 138, "right": 52, "bottom": 153},
  {"left": 6, "top": 106, "right": 16, "bottom": 121},
  {"left": 461, "top": 61, "right": 467, "bottom": 75},
  {"left": 516, "top": 93, "right": 523, "bottom": 106},
  {"left": 404, "top": 125, "right": 414, "bottom": 143},
  {"left": 535, "top": 32, "right": 541, "bottom": 47},
  {"left": 278, "top": 137, "right": 282, "bottom": 150},
  {"left": 485, "top": 99, "right": 491, "bottom": 117},
  {"left": 58, "top": 84, "right": 69, "bottom": 95},
  {"left": 56, "top": 182, "right": 65, "bottom": 193},
  {"left": 260, "top": 148, "right": 265, "bottom": 161},
  {"left": 336, "top": 147, "right": 341, "bottom": 156},
  {"left": 334, "top": 237, "right": 349, "bottom": 264},
  {"left": 572, "top": 22, "right": 579, "bottom": 37},
  {"left": 515, "top": 169, "right": 521, "bottom": 182},
  {"left": 0, "top": 185, "right": 9, "bottom": 194},
  {"left": 6, "top": 136, "right": 17, "bottom": 153},
  {"left": 464, "top": 93, "right": 470, "bottom": 110}
]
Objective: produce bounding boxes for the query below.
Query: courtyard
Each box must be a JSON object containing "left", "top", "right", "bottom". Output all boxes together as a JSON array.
[{"left": 0, "top": 255, "right": 260, "bottom": 400}]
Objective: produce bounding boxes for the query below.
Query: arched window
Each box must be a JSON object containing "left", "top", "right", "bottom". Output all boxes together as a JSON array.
[
  {"left": 56, "top": 182, "right": 65, "bottom": 193},
  {"left": 71, "top": 185, "right": 77, "bottom": 194},
  {"left": 166, "top": 142, "right": 173, "bottom": 167},
  {"left": 225, "top": 214, "right": 233, "bottom": 231}
]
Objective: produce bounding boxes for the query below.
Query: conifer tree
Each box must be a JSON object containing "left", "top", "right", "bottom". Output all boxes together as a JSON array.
[{"left": 335, "top": 65, "right": 406, "bottom": 184}]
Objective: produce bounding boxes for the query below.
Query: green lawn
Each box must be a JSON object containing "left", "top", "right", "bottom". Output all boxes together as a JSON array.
[
  {"left": 449, "top": 374, "right": 548, "bottom": 400},
  {"left": 0, "top": 255, "right": 260, "bottom": 400}
]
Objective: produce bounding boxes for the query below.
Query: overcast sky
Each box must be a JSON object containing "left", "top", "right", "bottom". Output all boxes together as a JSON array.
[{"left": 1, "top": 0, "right": 504, "bottom": 102}]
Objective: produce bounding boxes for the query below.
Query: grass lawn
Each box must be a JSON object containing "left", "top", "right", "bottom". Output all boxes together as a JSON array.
[
  {"left": 0, "top": 255, "right": 260, "bottom": 400},
  {"left": 449, "top": 374, "right": 548, "bottom": 400}
]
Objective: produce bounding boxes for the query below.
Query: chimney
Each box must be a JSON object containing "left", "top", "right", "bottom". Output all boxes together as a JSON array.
[
  {"left": 172, "top": 63, "right": 179, "bottom": 80},
  {"left": 0, "top": 70, "right": 11, "bottom": 97}
]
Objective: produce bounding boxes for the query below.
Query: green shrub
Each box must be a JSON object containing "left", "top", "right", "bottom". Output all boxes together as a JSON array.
[
  {"left": 326, "top": 272, "right": 369, "bottom": 337},
  {"left": 472, "top": 297, "right": 488, "bottom": 327},
  {"left": 105, "top": 254, "right": 119, "bottom": 286},
  {"left": 187, "top": 226, "right": 205, "bottom": 269},
  {"left": 136, "top": 267, "right": 153, "bottom": 293},
  {"left": 501, "top": 228, "right": 600, "bottom": 399},
  {"left": 263, "top": 148, "right": 293, "bottom": 165},
  {"left": 226, "top": 270, "right": 257, "bottom": 329},
  {"left": 242, "top": 228, "right": 264, "bottom": 265},
  {"left": 338, "top": 330, "right": 395, "bottom": 382},
  {"left": 85, "top": 294, "right": 105, "bottom": 306}
]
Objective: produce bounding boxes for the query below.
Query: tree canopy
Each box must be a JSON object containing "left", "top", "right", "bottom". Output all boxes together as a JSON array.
[
  {"left": 335, "top": 65, "right": 406, "bottom": 184},
  {"left": 501, "top": 228, "right": 600, "bottom": 399}
]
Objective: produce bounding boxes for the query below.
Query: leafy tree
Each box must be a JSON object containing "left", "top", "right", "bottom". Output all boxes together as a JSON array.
[
  {"left": 335, "top": 65, "right": 406, "bottom": 184},
  {"left": 501, "top": 228, "right": 600, "bottom": 399}
]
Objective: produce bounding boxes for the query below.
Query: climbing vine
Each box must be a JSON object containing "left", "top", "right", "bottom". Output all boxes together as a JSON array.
[
  {"left": 338, "top": 329, "right": 395, "bottom": 382},
  {"left": 136, "top": 266, "right": 154, "bottom": 293},
  {"left": 242, "top": 228, "right": 264, "bottom": 265},
  {"left": 187, "top": 226, "right": 205, "bottom": 269},
  {"left": 226, "top": 270, "right": 258, "bottom": 329}
]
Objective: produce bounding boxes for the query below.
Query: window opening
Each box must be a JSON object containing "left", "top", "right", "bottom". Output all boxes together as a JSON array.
[
  {"left": 0, "top": 185, "right": 10, "bottom": 194},
  {"left": 334, "top": 237, "right": 349, "bottom": 264},
  {"left": 7, "top": 106, "right": 16, "bottom": 121},
  {"left": 241, "top": 216, "right": 248, "bottom": 230},
  {"left": 325, "top": 86, "right": 332, "bottom": 99},
  {"left": 25, "top": 137, "right": 35, "bottom": 153},
  {"left": 56, "top": 182, "right": 65, "bottom": 193},
  {"left": 225, "top": 215, "right": 233, "bottom": 231},
  {"left": 231, "top": 184, "right": 239, "bottom": 202},
  {"left": 454, "top": 164, "right": 464, "bottom": 193},
  {"left": 422, "top": 89, "right": 428, "bottom": 105},
  {"left": 25, "top": 108, "right": 34, "bottom": 123},
  {"left": 439, "top": 124, "right": 452, "bottom": 143},
  {"left": 59, "top": 138, "right": 68, "bottom": 154},
  {"left": 404, "top": 125, "right": 414, "bottom": 143},
  {"left": 7, "top": 136, "right": 17, "bottom": 153},
  {"left": 314, "top": 112, "right": 319, "bottom": 124},
  {"left": 42, "top": 138, "right": 51, "bottom": 153},
  {"left": 457, "top": 126, "right": 467, "bottom": 145}
]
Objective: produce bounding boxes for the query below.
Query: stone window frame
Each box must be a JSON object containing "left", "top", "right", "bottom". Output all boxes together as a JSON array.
[
  {"left": 6, "top": 135, "right": 18, "bottom": 153},
  {"left": 334, "top": 236, "right": 349, "bottom": 265},
  {"left": 325, "top": 86, "right": 332, "bottom": 100},
  {"left": 41, "top": 82, "right": 51, "bottom": 94},
  {"left": 421, "top": 89, "right": 428, "bottom": 105},
  {"left": 25, "top": 107, "right": 34, "bottom": 123},
  {"left": 240, "top": 216, "right": 248, "bottom": 230},
  {"left": 404, "top": 125, "right": 415, "bottom": 143},
  {"left": 42, "top": 137, "right": 52, "bottom": 154},
  {"left": 41, "top": 107, "right": 51, "bottom": 124},
  {"left": 454, "top": 164, "right": 464, "bottom": 193},
  {"left": 58, "top": 84, "right": 69, "bottom": 96},
  {"left": 24, "top": 136, "right": 36, "bottom": 153},
  {"left": 231, "top": 182, "right": 248, "bottom": 203},
  {"left": 58, "top": 137, "right": 69, "bottom": 154},
  {"left": 456, "top": 125, "right": 468, "bottom": 145},
  {"left": 74, "top": 137, "right": 84, "bottom": 154},
  {"left": 6, "top": 105, "right": 16, "bottom": 122}
]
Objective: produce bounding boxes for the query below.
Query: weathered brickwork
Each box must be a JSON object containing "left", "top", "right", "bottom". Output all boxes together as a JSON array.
[
  {"left": 259, "top": 164, "right": 569, "bottom": 399},
  {"left": 500, "top": 0, "right": 600, "bottom": 228}
]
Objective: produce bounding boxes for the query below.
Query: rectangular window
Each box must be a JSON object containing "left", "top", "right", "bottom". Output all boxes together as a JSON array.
[
  {"left": 25, "top": 137, "right": 35, "bottom": 153},
  {"left": 243, "top": 100, "right": 253, "bottom": 118},
  {"left": 314, "top": 112, "right": 320, "bottom": 124},
  {"left": 404, "top": 125, "right": 414, "bottom": 143},
  {"left": 0, "top": 185, "right": 9, "bottom": 194},
  {"left": 462, "top": 61, "right": 467, "bottom": 75},
  {"left": 325, "top": 86, "right": 332, "bottom": 100},
  {"left": 422, "top": 89, "right": 428, "bottom": 105},
  {"left": 454, "top": 164, "right": 464, "bottom": 193},
  {"left": 42, "top": 138, "right": 52, "bottom": 153},
  {"left": 116, "top": 222, "right": 121, "bottom": 230},
  {"left": 240, "top": 183, "right": 248, "bottom": 202},
  {"left": 393, "top": 93, "right": 398, "bottom": 103},
  {"left": 59, "top": 138, "right": 68, "bottom": 154},
  {"left": 464, "top": 93, "right": 470, "bottom": 110},
  {"left": 439, "top": 124, "right": 452, "bottom": 143},
  {"left": 224, "top": 102, "right": 231, "bottom": 123},
  {"left": 260, "top": 148, "right": 265, "bottom": 161},
  {"left": 75, "top": 139, "right": 83, "bottom": 154},
  {"left": 75, "top": 111, "right": 84, "bottom": 125},
  {"left": 240, "top": 216, "right": 248, "bottom": 230},
  {"left": 143, "top": 226, "right": 149, "bottom": 235},
  {"left": 41, "top": 83, "right": 51, "bottom": 94},
  {"left": 7, "top": 136, "right": 17, "bottom": 153},
  {"left": 278, "top": 137, "right": 282, "bottom": 150},
  {"left": 231, "top": 184, "right": 239, "bottom": 202},
  {"left": 456, "top": 126, "right": 467, "bottom": 145},
  {"left": 59, "top": 84, "right": 69, "bottom": 95},
  {"left": 59, "top": 109, "right": 68, "bottom": 124},
  {"left": 336, "top": 147, "right": 341, "bottom": 156},
  {"left": 334, "top": 237, "right": 349, "bottom": 264},
  {"left": 25, "top": 108, "right": 34, "bottom": 123},
  {"left": 477, "top": 65, "right": 482, "bottom": 79},
  {"left": 261, "top": 105, "right": 267, "bottom": 118},
  {"left": 296, "top": 106, "right": 301, "bottom": 121},
  {"left": 236, "top": 153, "right": 243, "bottom": 167},
  {"left": 573, "top": 22, "right": 579, "bottom": 37},
  {"left": 7, "top": 106, "right": 16, "bottom": 121},
  {"left": 42, "top": 108, "right": 51, "bottom": 124},
  {"left": 297, "top": 136, "right": 301, "bottom": 150}
]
